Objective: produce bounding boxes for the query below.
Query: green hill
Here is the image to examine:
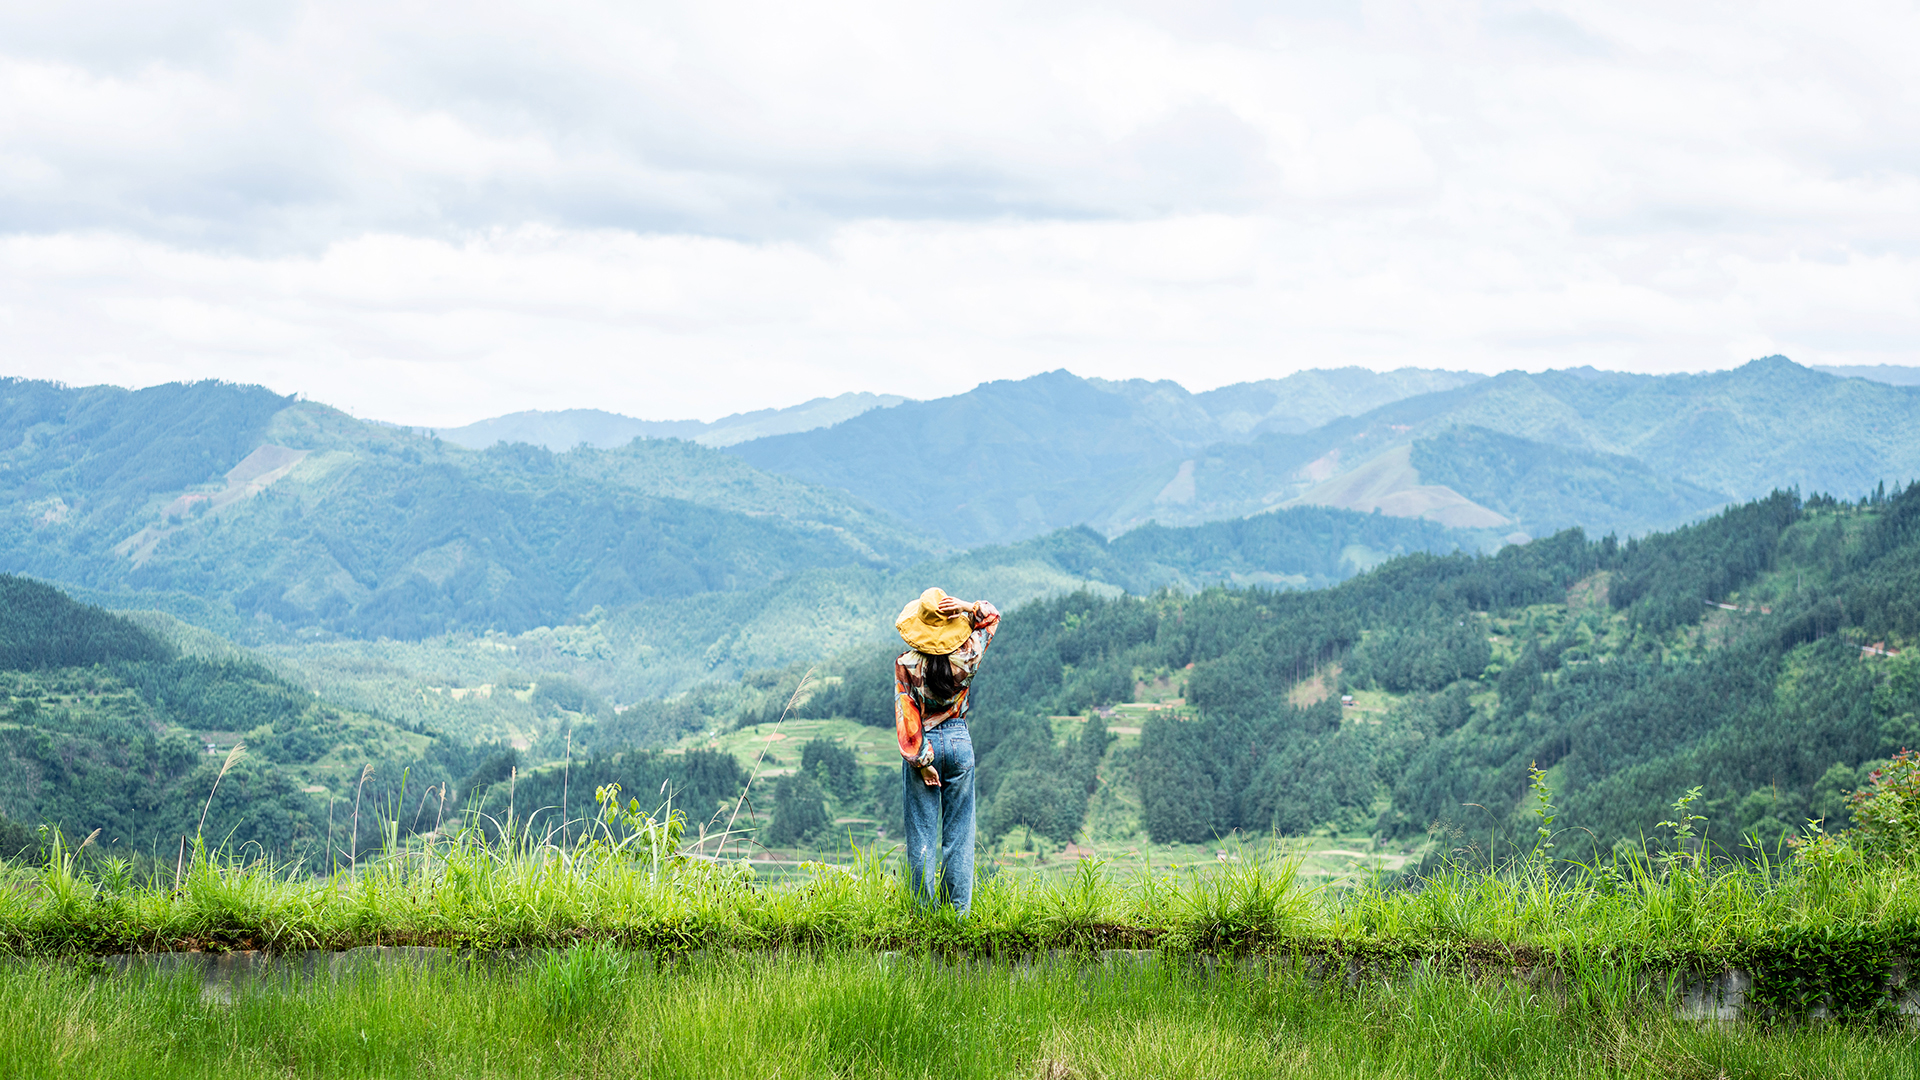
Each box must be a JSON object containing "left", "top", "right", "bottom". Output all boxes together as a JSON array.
[
  {"left": 602, "top": 484, "right": 1920, "bottom": 859},
  {"left": 1, "top": 380, "right": 942, "bottom": 641},
  {"left": 1409, "top": 425, "right": 1728, "bottom": 538},
  {"left": 1168, "top": 358, "right": 1920, "bottom": 532},
  {"left": 243, "top": 504, "right": 1475, "bottom": 732},
  {"left": 0, "top": 575, "right": 495, "bottom": 860}
]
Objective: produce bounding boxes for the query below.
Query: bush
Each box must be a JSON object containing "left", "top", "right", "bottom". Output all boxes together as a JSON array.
[
  {"left": 984, "top": 768, "right": 1086, "bottom": 844},
  {"left": 766, "top": 773, "right": 831, "bottom": 847},
  {"left": 800, "top": 738, "right": 860, "bottom": 802},
  {"left": 1849, "top": 749, "right": 1920, "bottom": 858},
  {"left": 532, "top": 676, "right": 604, "bottom": 718},
  {"left": 870, "top": 765, "right": 904, "bottom": 840},
  {"left": 0, "top": 812, "right": 38, "bottom": 863}
]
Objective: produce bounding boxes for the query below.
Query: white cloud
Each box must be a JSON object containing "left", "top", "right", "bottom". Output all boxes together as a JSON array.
[{"left": 2, "top": 0, "right": 1918, "bottom": 422}]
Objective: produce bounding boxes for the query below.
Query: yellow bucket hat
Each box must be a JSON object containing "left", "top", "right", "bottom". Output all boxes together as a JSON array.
[{"left": 896, "top": 587, "right": 972, "bottom": 655}]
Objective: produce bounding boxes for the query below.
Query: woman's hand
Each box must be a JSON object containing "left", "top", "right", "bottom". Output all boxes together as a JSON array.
[
  {"left": 935, "top": 596, "right": 978, "bottom": 618},
  {"left": 919, "top": 764, "right": 942, "bottom": 788}
]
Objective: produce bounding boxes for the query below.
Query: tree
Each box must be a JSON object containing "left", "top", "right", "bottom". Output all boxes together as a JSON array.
[
  {"left": 766, "top": 772, "right": 831, "bottom": 847},
  {"left": 800, "top": 738, "right": 860, "bottom": 802}
]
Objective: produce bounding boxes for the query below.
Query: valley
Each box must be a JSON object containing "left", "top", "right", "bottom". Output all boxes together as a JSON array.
[{"left": 3, "top": 362, "right": 1918, "bottom": 875}]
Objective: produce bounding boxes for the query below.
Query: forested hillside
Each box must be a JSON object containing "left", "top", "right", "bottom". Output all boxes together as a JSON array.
[
  {"left": 9, "top": 477, "right": 1918, "bottom": 872},
  {"left": 264, "top": 503, "right": 1473, "bottom": 724},
  {"left": 1409, "top": 426, "right": 1726, "bottom": 538},
  {"left": 0, "top": 378, "right": 291, "bottom": 542},
  {"left": 1132, "top": 358, "right": 1920, "bottom": 536},
  {"left": 687, "top": 485, "right": 1920, "bottom": 858},
  {"left": 0, "top": 575, "right": 493, "bottom": 860},
  {"left": 1, "top": 379, "right": 941, "bottom": 641}
]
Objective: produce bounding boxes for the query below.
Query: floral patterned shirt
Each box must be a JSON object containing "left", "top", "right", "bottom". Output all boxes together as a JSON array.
[{"left": 895, "top": 602, "right": 1000, "bottom": 766}]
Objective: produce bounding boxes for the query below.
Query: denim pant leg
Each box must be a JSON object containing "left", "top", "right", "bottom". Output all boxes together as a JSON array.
[{"left": 902, "top": 720, "right": 976, "bottom": 913}]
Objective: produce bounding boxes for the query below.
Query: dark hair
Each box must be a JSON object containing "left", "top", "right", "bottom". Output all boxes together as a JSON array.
[{"left": 921, "top": 651, "right": 960, "bottom": 705}]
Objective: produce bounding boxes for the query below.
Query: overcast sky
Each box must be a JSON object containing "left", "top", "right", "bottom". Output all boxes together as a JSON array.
[{"left": 3, "top": 1, "right": 1917, "bottom": 425}]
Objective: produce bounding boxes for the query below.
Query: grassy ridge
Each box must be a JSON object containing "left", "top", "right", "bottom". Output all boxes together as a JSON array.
[
  {"left": 6, "top": 825, "right": 1918, "bottom": 1014},
  {"left": 7, "top": 949, "right": 1917, "bottom": 1078}
]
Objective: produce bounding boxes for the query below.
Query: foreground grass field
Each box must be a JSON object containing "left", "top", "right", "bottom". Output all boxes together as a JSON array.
[{"left": 4, "top": 949, "right": 1915, "bottom": 1080}]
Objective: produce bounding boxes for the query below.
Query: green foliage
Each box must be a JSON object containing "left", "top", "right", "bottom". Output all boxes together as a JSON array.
[
  {"left": 0, "top": 583, "right": 496, "bottom": 862},
  {"left": 1847, "top": 749, "right": 1920, "bottom": 859},
  {"left": 765, "top": 772, "right": 830, "bottom": 847},
  {"left": 0, "top": 377, "right": 289, "bottom": 531},
  {"left": 796, "top": 649, "right": 898, "bottom": 728},
  {"left": 1410, "top": 424, "right": 1729, "bottom": 538},
  {"left": 458, "top": 749, "right": 518, "bottom": 803},
  {"left": 530, "top": 674, "right": 604, "bottom": 718},
  {"left": 869, "top": 765, "right": 904, "bottom": 840},
  {"left": 1608, "top": 490, "right": 1800, "bottom": 635},
  {"left": 0, "top": 811, "right": 38, "bottom": 862},
  {"left": 1527, "top": 762, "right": 1556, "bottom": 864},
  {"left": 13, "top": 949, "right": 1920, "bottom": 1079},
  {"left": 799, "top": 737, "right": 860, "bottom": 802},
  {"left": 489, "top": 748, "right": 749, "bottom": 842},
  {"left": 1136, "top": 701, "right": 1358, "bottom": 843},
  {"left": 0, "top": 574, "right": 176, "bottom": 670},
  {"left": 1655, "top": 786, "right": 1707, "bottom": 873},
  {"left": 571, "top": 699, "right": 708, "bottom": 753},
  {"left": 1099, "top": 508, "right": 1466, "bottom": 592},
  {"left": 1348, "top": 614, "right": 1491, "bottom": 692},
  {"left": 1741, "top": 923, "right": 1907, "bottom": 1022},
  {"left": 536, "top": 940, "right": 630, "bottom": 1024}
]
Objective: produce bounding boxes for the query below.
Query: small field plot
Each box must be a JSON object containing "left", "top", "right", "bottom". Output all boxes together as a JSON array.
[{"left": 680, "top": 716, "right": 892, "bottom": 776}]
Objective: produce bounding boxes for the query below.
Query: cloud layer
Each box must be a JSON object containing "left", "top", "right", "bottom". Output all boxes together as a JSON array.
[{"left": 3, "top": 1, "right": 1917, "bottom": 424}]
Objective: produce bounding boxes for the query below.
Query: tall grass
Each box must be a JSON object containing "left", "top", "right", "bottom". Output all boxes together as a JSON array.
[
  {"left": 2, "top": 949, "right": 1913, "bottom": 1079},
  {"left": 3, "top": 816, "right": 1917, "bottom": 979},
  {"left": 1, "top": 768, "right": 1916, "bottom": 1025}
]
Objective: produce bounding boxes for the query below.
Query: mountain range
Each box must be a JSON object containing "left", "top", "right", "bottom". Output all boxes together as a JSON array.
[
  {"left": 433, "top": 392, "right": 909, "bottom": 451},
  {"left": 727, "top": 357, "right": 1920, "bottom": 548},
  {"left": 5, "top": 357, "right": 1919, "bottom": 713}
]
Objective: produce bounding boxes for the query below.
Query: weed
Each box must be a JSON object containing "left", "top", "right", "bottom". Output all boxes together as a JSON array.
[{"left": 537, "top": 940, "right": 629, "bottom": 1022}]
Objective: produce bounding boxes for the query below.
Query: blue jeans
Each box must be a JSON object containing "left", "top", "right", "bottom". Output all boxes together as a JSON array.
[{"left": 902, "top": 719, "right": 975, "bottom": 914}]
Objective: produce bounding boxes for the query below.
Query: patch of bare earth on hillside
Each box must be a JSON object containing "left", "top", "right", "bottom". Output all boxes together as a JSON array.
[
  {"left": 1282, "top": 444, "right": 1509, "bottom": 529},
  {"left": 1287, "top": 664, "right": 1340, "bottom": 707},
  {"left": 1565, "top": 571, "right": 1610, "bottom": 613}
]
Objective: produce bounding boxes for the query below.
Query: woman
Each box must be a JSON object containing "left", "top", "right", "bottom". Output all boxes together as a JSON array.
[{"left": 893, "top": 586, "right": 1000, "bottom": 914}]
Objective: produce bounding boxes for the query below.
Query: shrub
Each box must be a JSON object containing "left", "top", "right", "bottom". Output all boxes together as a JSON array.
[
  {"left": 1849, "top": 748, "right": 1920, "bottom": 858},
  {"left": 801, "top": 738, "right": 860, "bottom": 802},
  {"left": 0, "top": 812, "right": 38, "bottom": 862},
  {"left": 767, "top": 772, "right": 831, "bottom": 847}
]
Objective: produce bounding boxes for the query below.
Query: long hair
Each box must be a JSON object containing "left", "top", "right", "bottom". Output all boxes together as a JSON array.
[{"left": 920, "top": 650, "right": 960, "bottom": 705}]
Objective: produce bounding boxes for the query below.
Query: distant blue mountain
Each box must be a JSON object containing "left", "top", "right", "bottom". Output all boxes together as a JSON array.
[
  {"left": 727, "top": 367, "right": 1483, "bottom": 548},
  {"left": 1812, "top": 364, "right": 1920, "bottom": 387},
  {"left": 435, "top": 391, "right": 909, "bottom": 451}
]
